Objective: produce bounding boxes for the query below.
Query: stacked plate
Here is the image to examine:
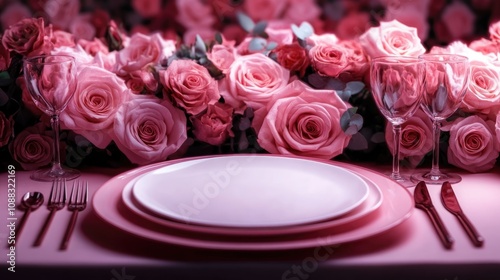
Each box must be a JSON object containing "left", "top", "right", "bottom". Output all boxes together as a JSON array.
[{"left": 93, "top": 155, "right": 414, "bottom": 250}]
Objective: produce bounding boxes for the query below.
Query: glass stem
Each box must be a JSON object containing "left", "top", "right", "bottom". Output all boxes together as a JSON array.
[
  {"left": 50, "top": 114, "right": 63, "bottom": 173},
  {"left": 430, "top": 119, "right": 442, "bottom": 176},
  {"left": 392, "top": 124, "right": 402, "bottom": 180}
]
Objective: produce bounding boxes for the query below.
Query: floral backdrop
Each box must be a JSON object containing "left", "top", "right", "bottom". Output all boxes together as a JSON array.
[{"left": 1, "top": 0, "right": 500, "bottom": 173}]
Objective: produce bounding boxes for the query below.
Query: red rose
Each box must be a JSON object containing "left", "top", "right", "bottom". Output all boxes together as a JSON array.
[
  {"left": 1, "top": 17, "right": 52, "bottom": 57},
  {"left": 272, "top": 43, "right": 310, "bottom": 77},
  {"left": 0, "top": 112, "right": 13, "bottom": 147},
  {"left": 191, "top": 103, "right": 234, "bottom": 146}
]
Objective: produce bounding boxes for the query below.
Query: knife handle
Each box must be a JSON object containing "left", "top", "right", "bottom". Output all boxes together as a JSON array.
[
  {"left": 456, "top": 212, "right": 484, "bottom": 247},
  {"left": 426, "top": 206, "right": 454, "bottom": 249}
]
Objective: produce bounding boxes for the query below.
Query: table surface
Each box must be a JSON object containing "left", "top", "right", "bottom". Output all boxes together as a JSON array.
[{"left": 1, "top": 162, "right": 500, "bottom": 280}]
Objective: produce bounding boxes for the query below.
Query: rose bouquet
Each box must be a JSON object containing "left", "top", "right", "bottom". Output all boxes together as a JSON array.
[{"left": 1, "top": 0, "right": 500, "bottom": 174}]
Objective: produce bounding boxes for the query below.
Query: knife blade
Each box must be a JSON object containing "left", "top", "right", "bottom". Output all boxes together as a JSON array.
[
  {"left": 441, "top": 181, "right": 484, "bottom": 247},
  {"left": 414, "top": 181, "right": 454, "bottom": 249}
]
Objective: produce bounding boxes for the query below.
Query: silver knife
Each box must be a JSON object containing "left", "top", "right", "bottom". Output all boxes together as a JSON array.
[
  {"left": 414, "top": 181, "right": 454, "bottom": 249},
  {"left": 441, "top": 181, "right": 484, "bottom": 247}
]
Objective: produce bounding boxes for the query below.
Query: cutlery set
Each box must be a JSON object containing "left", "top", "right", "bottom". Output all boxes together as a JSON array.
[
  {"left": 16, "top": 180, "right": 88, "bottom": 250},
  {"left": 414, "top": 181, "right": 484, "bottom": 249}
]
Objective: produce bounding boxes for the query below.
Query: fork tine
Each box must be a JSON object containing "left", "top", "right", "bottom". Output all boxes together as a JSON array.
[
  {"left": 83, "top": 181, "right": 88, "bottom": 204},
  {"left": 48, "top": 180, "right": 57, "bottom": 204}
]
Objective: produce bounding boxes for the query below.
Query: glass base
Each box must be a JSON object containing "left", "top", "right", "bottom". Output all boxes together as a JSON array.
[
  {"left": 387, "top": 173, "right": 415, "bottom": 188},
  {"left": 411, "top": 171, "right": 461, "bottom": 185},
  {"left": 30, "top": 166, "right": 80, "bottom": 182}
]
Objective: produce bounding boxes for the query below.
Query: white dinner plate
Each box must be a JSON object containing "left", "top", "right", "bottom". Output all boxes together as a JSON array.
[
  {"left": 121, "top": 171, "right": 382, "bottom": 236},
  {"left": 131, "top": 156, "right": 370, "bottom": 228}
]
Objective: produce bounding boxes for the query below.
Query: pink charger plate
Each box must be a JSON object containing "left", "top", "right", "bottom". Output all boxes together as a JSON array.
[{"left": 93, "top": 155, "right": 414, "bottom": 251}]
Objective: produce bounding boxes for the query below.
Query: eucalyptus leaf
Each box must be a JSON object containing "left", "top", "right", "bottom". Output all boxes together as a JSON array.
[
  {"left": 291, "top": 22, "right": 314, "bottom": 40},
  {"left": 244, "top": 107, "right": 254, "bottom": 119},
  {"left": 253, "top": 21, "right": 268, "bottom": 36},
  {"left": 345, "top": 81, "right": 365, "bottom": 95},
  {"left": 370, "top": 132, "right": 386, "bottom": 144},
  {"left": 307, "top": 73, "right": 329, "bottom": 89},
  {"left": 0, "top": 71, "right": 10, "bottom": 87},
  {"left": 345, "top": 125, "right": 359, "bottom": 136},
  {"left": 0, "top": 88, "right": 8, "bottom": 107},
  {"left": 248, "top": 37, "right": 267, "bottom": 52},
  {"left": 266, "top": 41, "right": 278, "bottom": 51},
  {"left": 195, "top": 35, "right": 207, "bottom": 55},
  {"left": 239, "top": 117, "right": 251, "bottom": 131},
  {"left": 237, "top": 12, "right": 255, "bottom": 33},
  {"left": 325, "top": 78, "right": 345, "bottom": 91},
  {"left": 336, "top": 90, "right": 351, "bottom": 101},
  {"left": 238, "top": 132, "right": 249, "bottom": 151},
  {"left": 349, "top": 114, "right": 364, "bottom": 130},
  {"left": 215, "top": 32, "right": 223, "bottom": 44},
  {"left": 347, "top": 132, "right": 369, "bottom": 150},
  {"left": 340, "top": 107, "right": 358, "bottom": 131}
]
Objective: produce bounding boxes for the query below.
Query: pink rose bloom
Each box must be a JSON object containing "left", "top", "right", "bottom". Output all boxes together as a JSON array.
[
  {"left": 113, "top": 95, "right": 188, "bottom": 165},
  {"left": 284, "top": 0, "right": 321, "bottom": 24},
  {"left": 244, "top": 0, "right": 287, "bottom": 21},
  {"left": 93, "top": 51, "right": 117, "bottom": 72},
  {"left": 384, "top": 4, "right": 429, "bottom": 41},
  {"left": 2, "top": 17, "right": 53, "bottom": 57},
  {"left": 446, "top": 116, "right": 499, "bottom": 173},
  {"left": 44, "top": 0, "right": 80, "bottom": 30},
  {"left": 9, "top": 123, "right": 53, "bottom": 170},
  {"left": 0, "top": 43, "right": 10, "bottom": 71},
  {"left": 489, "top": 20, "right": 500, "bottom": 42},
  {"left": 307, "top": 33, "right": 339, "bottom": 47},
  {"left": 161, "top": 59, "right": 219, "bottom": 115},
  {"left": 176, "top": 0, "right": 216, "bottom": 29},
  {"left": 60, "top": 66, "right": 132, "bottom": 149},
  {"left": 253, "top": 80, "right": 351, "bottom": 159},
  {"left": 440, "top": 1, "right": 476, "bottom": 41},
  {"left": 17, "top": 77, "right": 43, "bottom": 117},
  {"left": 309, "top": 44, "right": 349, "bottom": 78},
  {"left": 236, "top": 24, "right": 293, "bottom": 55},
  {"left": 115, "top": 33, "right": 167, "bottom": 75},
  {"left": 0, "top": 111, "right": 13, "bottom": 147},
  {"left": 51, "top": 31, "right": 76, "bottom": 48},
  {"left": 78, "top": 38, "right": 109, "bottom": 56},
  {"left": 51, "top": 45, "right": 93, "bottom": 65},
  {"left": 0, "top": 2, "right": 31, "bottom": 31},
  {"left": 469, "top": 38, "right": 500, "bottom": 55},
  {"left": 336, "top": 12, "right": 372, "bottom": 40},
  {"left": 183, "top": 27, "right": 216, "bottom": 45},
  {"left": 385, "top": 109, "right": 433, "bottom": 159},
  {"left": 125, "top": 69, "right": 158, "bottom": 94},
  {"left": 132, "top": 0, "right": 161, "bottom": 18},
  {"left": 358, "top": 20, "right": 426, "bottom": 58},
  {"left": 191, "top": 103, "right": 234, "bottom": 146},
  {"left": 462, "top": 59, "right": 500, "bottom": 115},
  {"left": 338, "top": 40, "right": 369, "bottom": 81},
  {"left": 69, "top": 14, "right": 96, "bottom": 41},
  {"left": 207, "top": 43, "right": 237, "bottom": 74},
  {"left": 220, "top": 53, "right": 290, "bottom": 114}
]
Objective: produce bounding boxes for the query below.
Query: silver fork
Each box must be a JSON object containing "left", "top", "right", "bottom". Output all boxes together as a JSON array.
[
  {"left": 60, "top": 181, "right": 88, "bottom": 250},
  {"left": 33, "top": 179, "right": 67, "bottom": 246}
]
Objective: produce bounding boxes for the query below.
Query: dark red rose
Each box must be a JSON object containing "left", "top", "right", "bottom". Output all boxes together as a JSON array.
[{"left": 272, "top": 43, "right": 310, "bottom": 77}]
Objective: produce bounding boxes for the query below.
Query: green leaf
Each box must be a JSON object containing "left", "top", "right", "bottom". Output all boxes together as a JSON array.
[
  {"left": 253, "top": 21, "right": 268, "bottom": 36},
  {"left": 291, "top": 22, "right": 314, "bottom": 40},
  {"left": 215, "top": 32, "right": 223, "bottom": 44},
  {"left": 237, "top": 12, "right": 255, "bottom": 33},
  {"left": 340, "top": 108, "right": 363, "bottom": 135},
  {"left": 0, "top": 71, "right": 11, "bottom": 87},
  {"left": 248, "top": 37, "right": 267, "bottom": 52}
]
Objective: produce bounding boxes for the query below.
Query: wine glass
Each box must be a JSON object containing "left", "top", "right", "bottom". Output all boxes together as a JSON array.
[
  {"left": 370, "top": 56, "right": 425, "bottom": 184},
  {"left": 23, "top": 54, "right": 80, "bottom": 181},
  {"left": 411, "top": 54, "right": 470, "bottom": 184}
]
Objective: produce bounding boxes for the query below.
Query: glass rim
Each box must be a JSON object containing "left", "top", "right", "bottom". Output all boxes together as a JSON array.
[
  {"left": 370, "top": 55, "right": 424, "bottom": 64},
  {"left": 417, "top": 53, "right": 469, "bottom": 62},
  {"left": 23, "top": 54, "right": 76, "bottom": 65}
]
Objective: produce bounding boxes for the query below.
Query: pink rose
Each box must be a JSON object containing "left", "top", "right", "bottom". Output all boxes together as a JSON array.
[
  {"left": 383, "top": 4, "right": 429, "bottom": 41},
  {"left": 236, "top": 24, "right": 293, "bottom": 55},
  {"left": 309, "top": 44, "right": 349, "bottom": 78},
  {"left": 462, "top": 59, "right": 500, "bottom": 115},
  {"left": 385, "top": 109, "right": 433, "bottom": 160},
  {"left": 338, "top": 40, "right": 369, "bottom": 81},
  {"left": 446, "top": 116, "right": 499, "bottom": 173},
  {"left": 253, "top": 80, "right": 351, "bottom": 159},
  {"left": 272, "top": 42, "right": 310, "bottom": 77},
  {"left": 115, "top": 33, "right": 166, "bottom": 75},
  {"left": 60, "top": 66, "right": 132, "bottom": 149},
  {"left": 191, "top": 103, "right": 234, "bottom": 145},
  {"left": 78, "top": 38, "right": 109, "bottom": 56},
  {"left": 307, "top": 33, "right": 339, "bottom": 47},
  {"left": 51, "top": 45, "right": 93, "bottom": 65},
  {"left": 51, "top": 30, "right": 76, "bottom": 48},
  {"left": 126, "top": 70, "right": 158, "bottom": 94},
  {"left": 161, "top": 59, "right": 220, "bottom": 115},
  {"left": 220, "top": 53, "right": 290, "bottom": 114},
  {"left": 489, "top": 20, "right": 500, "bottom": 42},
  {"left": 132, "top": 0, "right": 161, "bottom": 18},
  {"left": 0, "top": 2, "right": 31, "bottom": 31},
  {"left": 44, "top": 0, "right": 80, "bottom": 30},
  {"left": 0, "top": 43, "right": 10, "bottom": 71},
  {"left": 69, "top": 14, "right": 96, "bottom": 41},
  {"left": 9, "top": 123, "right": 54, "bottom": 170},
  {"left": 0, "top": 111, "right": 13, "bottom": 147},
  {"left": 439, "top": 1, "right": 475, "bottom": 41},
  {"left": 176, "top": 0, "right": 216, "bottom": 29},
  {"left": 207, "top": 43, "right": 237, "bottom": 74},
  {"left": 2, "top": 17, "right": 53, "bottom": 57},
  {"left": 359, "top": 20, "right": 426, "bottom": 58},
  {"left": 336, "top": 12, "right": 372, "bottom": 40},
  {"left": 113, "top": 95, "right": 188, "bottom": 165},
  {"left": 283, "top": 0, "right": 321, "bottom": 24},
  {"left": 243, "top": 0, "right": 287, "bottom": 21},
  {"left": 469, "top": 38, "right": 500, "bottom": 55},
  {"left": 183, "top": 27, "right": 216, "bottom": 45}
]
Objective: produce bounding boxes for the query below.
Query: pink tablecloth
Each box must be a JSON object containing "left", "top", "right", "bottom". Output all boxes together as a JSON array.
[{"left": 1, "top": 164, "right": 500, "bottom": 280}]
